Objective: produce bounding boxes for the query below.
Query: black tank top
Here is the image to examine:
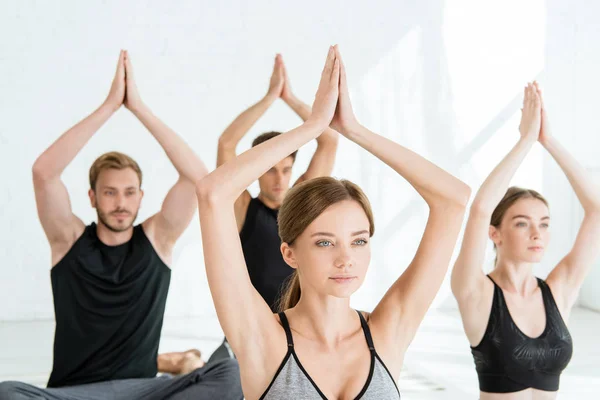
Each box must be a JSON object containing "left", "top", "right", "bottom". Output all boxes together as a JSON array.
[
  {"left": 47, "top": 223, "right": 171, "bottom": 388},
  {"left": 240, "top": 197, "right": 294, "bottom": 312},
  {"left": 470, "top": 275, "right": 573, "bottom": 393}
]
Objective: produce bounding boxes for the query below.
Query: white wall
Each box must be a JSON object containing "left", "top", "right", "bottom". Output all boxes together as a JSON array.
[{"left": 0, "top": 0, "right": 599, "bottom": 321}]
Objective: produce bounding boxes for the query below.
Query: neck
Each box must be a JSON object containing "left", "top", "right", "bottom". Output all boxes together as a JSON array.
[
  {"left": 258, "top": 192, "right": 282, "bottom": 210},
  {"left": 290, "top": 291, "right": 357, "bottom": 349},
  {"left": 95, "top": 221, "right": 134, "bottom": 246},
  {"left": 491, "top": 259, "right": 537, "bottom": 296}
]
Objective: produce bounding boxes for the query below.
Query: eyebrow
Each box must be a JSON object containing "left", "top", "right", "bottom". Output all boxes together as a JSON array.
[
  {"left": 101, "top": 186, "right": 138, "bottom": 190},
  {"left": 511, "top": 215, "right": 550, "bottom": 221},
  {"left": 311, "top": 230, "right": 369, "bottom": 237}
]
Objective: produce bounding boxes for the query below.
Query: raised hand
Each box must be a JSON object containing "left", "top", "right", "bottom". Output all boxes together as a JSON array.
[
  {"left": 104, "top": 50, "right": 126, "bottom": 112},
  {"left": 534, "top": 81, "right": 552, "bottom": 145},
  {"left": 307, "top": 46, "right": 340, "bottom": 127},
  {"left": 123, "top": 51, "right": 144, "bottom": 113},
  {"left": 330, "top": 47, "right": 359, "bottom": 136},
  {"left": 280, "top": 55, "right": 294, "bottom": 103},
  {"left": 267, "top": 54, "right": 284, "bottom": 99},
  {"left": 518, "top": 82, "right": 542, "bottom": 141}
]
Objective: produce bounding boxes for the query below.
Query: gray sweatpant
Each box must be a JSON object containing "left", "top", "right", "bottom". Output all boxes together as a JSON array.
[{"left": 0, "top": 358, "right": 242, "bottom": 400}]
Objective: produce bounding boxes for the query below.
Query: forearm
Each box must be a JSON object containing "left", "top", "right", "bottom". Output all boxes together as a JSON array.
[
  {"left": 543, "top": 135, "right": 600, "bottom": 213},
  {"left": 33, "top": 103, "right": 114, "bottom": 180},
  {"left": 132, "top": 104, "right": 208, "bottom": 182},
  {"left": 286, "top": 94, "right": 339, "bottom": 145},
  {"left": 347, "top": 125, "right": 470, "bottom": 207},
  {"left": 201, "top": 121, "right": 324, "bottom": 202},
  {"left": 471, "top": 136, "right": 537, "bottom": 213},
  {"left": 284, "top": 94, "right": 311, "bottom": 121},
  {"left": 218, "top": 94, "right": 278, "bottom": 149}
]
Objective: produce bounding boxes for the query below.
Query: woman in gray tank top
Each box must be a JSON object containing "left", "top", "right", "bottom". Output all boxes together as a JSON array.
[{"left": 195, "top": 46, "right": 471, "bottom": 399}]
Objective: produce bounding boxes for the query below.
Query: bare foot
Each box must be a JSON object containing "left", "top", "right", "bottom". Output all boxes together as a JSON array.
[{"left": 157, "top": 349, "right": 205, "bottom": 375}]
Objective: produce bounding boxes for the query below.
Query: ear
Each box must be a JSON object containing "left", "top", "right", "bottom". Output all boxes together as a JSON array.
[
  {"left": 489, "top": 225, "right": 501, "bottom": 246},
  {"left": 280, "top": 242, "right": 298, "bottom": 269},
  {"left": 89, "top": 188, "right": 97, "bottom": 209}
]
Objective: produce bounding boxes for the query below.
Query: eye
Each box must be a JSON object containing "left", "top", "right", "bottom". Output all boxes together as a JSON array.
[
  {"left": 516, "top": 222, "right": 527, "bottom": 227},
  {"left": 353, "top": 239, "right": 368, "bottom": 246},
  {"left": 540, "top": 223, "right": 549, "bottom": 229},
  {"left": 126, "top": 190, "right": 136, "bottom": 196},
  {"left": 316, "top": 240, "right": 333, "bottom": 247},
  {"left": 105, "top": 191, "right": 115, "bottom": 196}
]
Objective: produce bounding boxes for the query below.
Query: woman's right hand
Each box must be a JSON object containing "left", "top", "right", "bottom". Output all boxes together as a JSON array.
[
  {"left": 307, "top": 46, "right": 340, "bottom": 128},
  {"left": 518, "top": 82, "right": 542, "bottom": 141}
]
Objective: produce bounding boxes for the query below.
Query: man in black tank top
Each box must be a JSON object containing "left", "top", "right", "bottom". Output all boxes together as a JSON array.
[
  {"left": 163, "top": 54, "right": 340, "bottom": 365},
  {"left": 0, "top": 51, "right": 242, "bottom": 400}
]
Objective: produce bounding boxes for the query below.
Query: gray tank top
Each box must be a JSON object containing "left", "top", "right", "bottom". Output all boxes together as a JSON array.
[{"left": 259, "top": 310, "right": 401, "bottom": 399}]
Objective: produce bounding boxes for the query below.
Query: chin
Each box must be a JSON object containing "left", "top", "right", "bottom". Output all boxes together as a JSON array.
[
  {"left": 521, "top": 254, "right": 545, "bottom": 264},
  {"left": 327, "top": 285, "right": 360, "bottom": 298}
]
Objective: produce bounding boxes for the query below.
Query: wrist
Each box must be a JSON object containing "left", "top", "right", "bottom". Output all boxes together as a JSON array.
[
  {"left": 264, "top": 92, "right": 279, "bottom": 103},
  {"left": 99, "top": 101, "right": 119, "bottom": 116},
  {"left": 340, "top": 121, "right": 363, "bottom": 140},
  {"left": 282, "top": 92, "right": 296, "bottom": 105},
  {"left": 129, "top": 102, "right": 149, "bottom": 117},
  {"left": 539, "top": 134, "right": 553, "bottom": 148},
  {"left": 519, "top": 133, "right": 538, "bottom": 146},
  {"left": 304, "top": 117, "right": 329, "bottom": 132}
]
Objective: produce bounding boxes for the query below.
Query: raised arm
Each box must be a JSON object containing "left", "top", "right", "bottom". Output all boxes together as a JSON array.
[
  {"left": 331, "top": 48, "right": 470, "bottom": 359},
  {"left": 451, "top": 84, "right": 541, "bottom": 302},
  {"left": 279, "top": 55, "right": 339, "bottom": 185},
  {"left": 217, "top": 55, "right": 285, "bottom": 230},
  {"left": 195, "top": 47, "right": 339, "bottom": 393},
  {"left": 121, "top": 52, "right": 208, "bottom": 257},
  {"left": 216, "top": 55, "right": 284, "bottom": 168},
  {"left": 539, "top": 85, "right": 600, "bottom": 311},
  {"left": 32, "top": 51, "right": 126, "bottom": 265}
]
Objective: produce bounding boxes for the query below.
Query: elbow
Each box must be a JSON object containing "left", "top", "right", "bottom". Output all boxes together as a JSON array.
[
  {"left": 218, "top": 136, "right": 237, "bottom": 152},
  {"left": 455, "top": 183, "right": 472, "bottom": 208},
  {"left": 442, "top": 182, "right": 472, "bottom": 211},
  {"left": 583, "top": 200, "right": 600, "bottom": 216},
  {"left": 469, "top": 198, "right": 495, "bottom": 219},
  {"left": 32, "top": 159, "right": 52, "bottom": 182},
  {"left": 195, "top": 175, "right": 222, "bottom": 206}
]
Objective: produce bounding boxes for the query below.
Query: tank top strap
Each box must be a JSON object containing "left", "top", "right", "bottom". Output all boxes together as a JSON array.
[
  {"left": 278, "top": 312, "right": 294, "bottom": 348},
  {"left": 356, "top": 310, "right": 375, "bottom": 351},
  {"left": 485, "top": 274, "right": 503, "bottom": 309},
  {"left": 537, "top": 278, "right": 560, "bottom": 315}
]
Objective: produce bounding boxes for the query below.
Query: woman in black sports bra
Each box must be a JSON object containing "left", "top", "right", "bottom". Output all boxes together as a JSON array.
[
  {"left": 195, "top": 46, "right": 471, "bottom": 399},
  {"left": 451, "top": 81, "right": 600, "bottom": 399}
]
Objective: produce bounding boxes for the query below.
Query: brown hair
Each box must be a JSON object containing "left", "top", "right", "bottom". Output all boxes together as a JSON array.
[
  {"left": 252, "top": 131, "right": 298, "bottom": 161},
  {"left": 490, "top": 186, "right": 549, "bottom": 264},
  {"left": 276, "top": 177, "right": 375, "bottom": 311},
  {"left": 89, "top": 151, "right": 142, "bottom": 190}
]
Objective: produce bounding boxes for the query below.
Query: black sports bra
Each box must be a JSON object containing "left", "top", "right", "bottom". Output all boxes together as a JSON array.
[{"left": 470, "top": 276, "right": 573, "bottom": 393}]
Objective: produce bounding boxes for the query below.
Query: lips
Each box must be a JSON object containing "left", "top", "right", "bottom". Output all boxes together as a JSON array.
[
  {"left": 528, "top": 246, "right": 544, "bottom": 251},
  {"left": 329, "top": 276, "right": 357, "bottom": 283}
]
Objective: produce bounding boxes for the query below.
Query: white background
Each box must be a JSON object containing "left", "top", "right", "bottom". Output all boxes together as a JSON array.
[{"left": 1, "top": 0, "right": 599, "bottom": 321}]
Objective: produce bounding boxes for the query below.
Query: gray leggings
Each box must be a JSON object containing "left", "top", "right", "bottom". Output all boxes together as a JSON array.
[{"left": 0, "top": 359, "right": 242, "bottom": 400}]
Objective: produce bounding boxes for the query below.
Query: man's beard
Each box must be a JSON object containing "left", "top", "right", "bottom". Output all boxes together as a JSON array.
[{"left": 97, "top": 208, "right": 138, "bottom": 233}]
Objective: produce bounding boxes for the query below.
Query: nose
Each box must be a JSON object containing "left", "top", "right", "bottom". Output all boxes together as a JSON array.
[
  {"left": 115, "top": 193, "right": 126, "bottom": 208},
  {"left": 275, "top": 172, "right": 285, "bottom": 184},
  {"left": 530, "top": 225, "right": 541, "bottom": 240},
  {"left": 334, "top": 246, "right": 353, "bottom": 269}
]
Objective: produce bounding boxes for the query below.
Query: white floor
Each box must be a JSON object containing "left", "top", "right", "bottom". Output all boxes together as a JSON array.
[{"left": 1, "top": 309, "right": 598, "bottom": 399}]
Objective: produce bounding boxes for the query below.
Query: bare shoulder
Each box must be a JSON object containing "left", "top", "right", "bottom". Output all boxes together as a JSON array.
[
  {"left": 140, "top": 218, "right": 173, "bottom": 266},
  {"left": 50, "top": 217, "right": 86, "bottom": 268}
]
